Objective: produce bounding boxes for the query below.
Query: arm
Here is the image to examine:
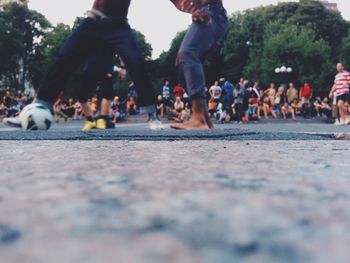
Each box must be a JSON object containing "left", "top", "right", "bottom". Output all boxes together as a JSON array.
[
  {"left": 170, "top": 0, "right": 212, "bottom": 24},
  {"left": 170, "top": 0, "right": 200, "bottom": 13},
  {"left": 329, "top": 85, "right": 336, "bottom": 99}
]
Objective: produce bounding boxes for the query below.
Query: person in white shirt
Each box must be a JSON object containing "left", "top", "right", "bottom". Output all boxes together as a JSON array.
[{"left": 209, "top": 81, "right": 222, "bottom": 103}]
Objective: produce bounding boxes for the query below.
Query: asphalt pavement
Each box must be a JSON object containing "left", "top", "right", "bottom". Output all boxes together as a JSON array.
[{"left": 1, "top": 119, "right": 350, "bottom": 263}]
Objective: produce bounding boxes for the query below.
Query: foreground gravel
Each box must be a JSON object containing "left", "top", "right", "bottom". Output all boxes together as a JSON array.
[{"left": 0, "top": 140, "right": 350, "bottom": 263}]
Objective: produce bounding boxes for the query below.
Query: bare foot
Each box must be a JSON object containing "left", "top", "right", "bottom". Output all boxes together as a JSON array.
[{"left": 171, "top": 118, "right": 210, "bottom": 130}]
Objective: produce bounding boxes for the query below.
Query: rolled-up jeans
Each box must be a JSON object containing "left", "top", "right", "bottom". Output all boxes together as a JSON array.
[
  {"left": 37, "top": 18, "right": 156, "bottom": 107},
  {"left": 178, "top": 3, "right": 229, "bottom": 100}
]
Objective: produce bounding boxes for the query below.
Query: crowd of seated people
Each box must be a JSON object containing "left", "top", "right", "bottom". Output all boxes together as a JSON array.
[
  {"left": 0, "top": 91, "right": 29, "bottom": 119},
  {"left": 2, "top": 76, "right": 348, "bottom": 126}
]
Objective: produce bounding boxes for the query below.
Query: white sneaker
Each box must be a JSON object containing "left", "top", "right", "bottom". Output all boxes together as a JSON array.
[
  {"left": 149, "top": 119, "right": 164, "bottom": 131},
  {"left": 334, "top": 119, "right": 341, "bottom": 126},
  {"left": 3, "top": 117, "right": 21, "bottom": 128}
]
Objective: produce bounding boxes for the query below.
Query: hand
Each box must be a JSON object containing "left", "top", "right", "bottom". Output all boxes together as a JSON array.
[
  {"left": 118, "top": 68, "right": 127, "bottom": 80},
  {"left": 172, "top": 0, "right": 201, "bottom": 14},
  {"left": 192, "top": 10, "right": 212, "bottom": 25}
]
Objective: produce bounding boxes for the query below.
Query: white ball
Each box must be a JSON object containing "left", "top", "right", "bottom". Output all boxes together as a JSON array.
[{"left": 20, "top": 103, "right": 53, "bottom": 131}]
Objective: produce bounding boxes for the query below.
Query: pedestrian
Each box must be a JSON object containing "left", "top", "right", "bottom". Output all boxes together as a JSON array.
[
  {"left": 209, "top": 81, "right": 222, "bottom": 103},
  {"left": 329, "top": 63, "right": 350, "bottom": 125},
  {"left": 286, "top": 83, "right": 298, "bottom": 104},
  {"left": 234, "top": 84, "right": 245, "bottom": 123},
  {"left": 170, "top": 0, "right": 229, "bottom": 130}
]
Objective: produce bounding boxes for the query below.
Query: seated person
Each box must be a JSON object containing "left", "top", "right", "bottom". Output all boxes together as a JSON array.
[
  {"left": 281, "top": 102, "right": 296, "bottom": 120},
  {"left": 313, "top": 97, "right": 323, "bottom": 117},
  {"left": 110, "top": 96, "right": 124, "bottom": 123},
  {"left": 74, "top": 101, "right": 83, "bottom": 120},
  {"left": 247, "top": 98, "right": 259, "bottom": 119},
  {"left": 291, "top": 99, "right": 302, "bottom": 115},
  {"left": 263, "top": 96, "right": 277, "bottom": 120},
  {"left": 126, "top": 96, "right": 137, "bottom": 115},
  {"left": 208, "top": 97, "right": 217, "bottom": 118},
  {"left": 321, "top": 97, "right": 332, "bottom": 119},
  {"left": 62, "top": 98, "right": 76, "bottom": 118},
  {"left": 156, "top": 95, "right": 165, "bottom": 118},
  {"left": 0, "top": 102, "right": 8, "bottom": 117},
  {"left": 171, "top": 97, "right": 185, "bottom": 122}
]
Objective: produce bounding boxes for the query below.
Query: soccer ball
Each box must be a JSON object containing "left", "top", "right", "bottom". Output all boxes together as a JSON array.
[{"left": 20, "top": 103, "right": 53, "bottom": 131}]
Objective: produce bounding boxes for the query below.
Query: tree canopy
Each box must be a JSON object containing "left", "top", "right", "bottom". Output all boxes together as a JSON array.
[{"left": 1, "top": 0, "right": 350, "bottom": 98}]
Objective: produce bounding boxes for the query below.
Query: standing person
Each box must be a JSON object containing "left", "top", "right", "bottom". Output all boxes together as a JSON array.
[
  {"left": 162, "top": 80, "right": 172, "bottom": 113},
  {"left": 329, "top": 63, "right": 350, "bottom": 125},
  {"left": 5, "top": 0, "right": 163, "bottom": 130},
  {"left": 299, "top": 82, "right": 313, "bottom": 104},
  {"left": 220, "top": 78, "right": 234, "bottom": 112},
  {"left": 174, "top": 84, "right": 185, "bottom": 100},
  {"left": 233, "top": 84, "right": 245, "bottom": 123},
  {"left": 170, "top": 0, "right": 229, "bottom": 130},
  {"left": 209, "top": 81, "right": 222, "bottom": 103},
  {"left": 264, "top": 83, "right": 276, "bottom": 107},
  {"left": 286, "top": 82, "right": 299, "bottom": 104}
]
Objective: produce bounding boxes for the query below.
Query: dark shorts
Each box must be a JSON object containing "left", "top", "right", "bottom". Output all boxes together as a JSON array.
[
  {"left": 214, "top": 98, "right": 221, "bottom": 104},
  {"left": 336, "top": 94, "right": 349, "bottom": 103},
  {"left": 163, "top": 98, "right": 173, "bottom": 107}
]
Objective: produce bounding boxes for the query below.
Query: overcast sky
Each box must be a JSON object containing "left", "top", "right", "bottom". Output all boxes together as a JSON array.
[{"left": 28, "top": 0, "right": 348, "bottom": 58}]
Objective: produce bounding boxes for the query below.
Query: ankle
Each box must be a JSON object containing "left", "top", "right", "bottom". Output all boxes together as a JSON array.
[{"left": 86, "top": 116, "right": 94, "bottom": 122}]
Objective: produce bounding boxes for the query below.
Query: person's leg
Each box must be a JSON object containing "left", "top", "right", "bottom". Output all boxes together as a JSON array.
[
  {"left": 291, "top": 108, "right": 296, "bottom": 120},
  {"left": 338, "top": 100, "right": 347, "bottom": 123},
  {"left": 107, "top": 24, "right": 155, "bottom": 108},
  {"left": 263, "top": 105, "right": 268, "bottom": 119},
  {"left": 105, "top": 22, "right": 163, "bottom": 130},
  {"left": 282, "top": 109, "right": 286, "bottom": 119},
  {"left": 79, "top": 48, "right": 115, "bottom": 130},
  {"left": 271, "top": 109, "right": 278, "bottom": 119},
  {"left": 171, "top": 5, "right": 228, "bottom": 130},
  {"left": 36, "top": 18, "right": 97, "bottom": 107}
]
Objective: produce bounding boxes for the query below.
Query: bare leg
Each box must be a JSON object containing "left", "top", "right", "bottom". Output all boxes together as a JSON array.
[
  {"left": 271, "top": 109, "right": 278, "bottom": 119},
  {"left": 99, "top": 99, "right": 110, "bottom": 117},
  {"left": 291, "top": 109, "right": 296, "bottom": 120},
  {"left": 282, "top": 110, "right": 286, "bottom": 119},
  {"left": 81, "top": 102, "right": 92, "bottom": 118},
  {"left": 264, "top": 105, "right": 268, "bottom": 120},
  {"left": 171, "top": 96, "right": 211, "bottom": 130},
  {"left": 338, "top": 101, "right": 346, "bottom": 123}
]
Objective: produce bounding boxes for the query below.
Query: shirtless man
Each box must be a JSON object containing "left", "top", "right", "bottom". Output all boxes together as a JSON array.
[
  {"left": 170, "top": 0, "right": 228, "bottom": 130},
  {"left": 6, "top": 0, "right": 163, "bottom": 130}
]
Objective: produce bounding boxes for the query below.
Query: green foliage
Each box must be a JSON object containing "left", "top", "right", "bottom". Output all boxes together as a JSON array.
[
  {"left": 153, "top": 0, "right": 350, "bottom": 94},
  {"left": 246, "top": 22, "right": 333, "bottom": 91},
  {"left": 0, "top": 1, "right": 51, "bottom": 91},
  {"left": 1, "top": 0, "right": 350, "bottom": 97}
]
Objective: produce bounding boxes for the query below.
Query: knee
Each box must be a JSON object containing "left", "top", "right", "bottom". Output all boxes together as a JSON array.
[{"left": 177, "top": 49, "right": 199, "bottom": 65}]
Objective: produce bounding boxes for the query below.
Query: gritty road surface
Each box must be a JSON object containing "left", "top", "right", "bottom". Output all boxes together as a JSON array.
[{"left": 1, "top": 137, "right": 350, "bottom": 263}]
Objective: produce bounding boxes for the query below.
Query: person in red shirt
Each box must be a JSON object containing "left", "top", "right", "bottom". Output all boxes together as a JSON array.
[
  {"left": 299, "top": 82, "right": 313, "bottom": 103},
  {"left": 174, "top": 84, "right": 185, "bottom": 99}
]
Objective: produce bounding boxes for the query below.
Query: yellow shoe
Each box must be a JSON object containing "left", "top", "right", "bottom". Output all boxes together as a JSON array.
[
  {"left": 96, "top": 118, "right": 107, "bottom": 129},
  {"left": 82, "top": 121, "right": 96, "bottom": 132}
]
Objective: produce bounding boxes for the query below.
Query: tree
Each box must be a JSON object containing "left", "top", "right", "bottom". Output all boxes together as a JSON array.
[
  {"left": 245, "top": 22, "right": 333, "bottom": 92},
  {"left": 0, "top": 1, "right": 51, "bottom": 91},
  {"left": 339, "top": 35, "right": 350, "bottom": 67},
  {"left": 30, "top": 23, "right": 71, "bottom": 89}
]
